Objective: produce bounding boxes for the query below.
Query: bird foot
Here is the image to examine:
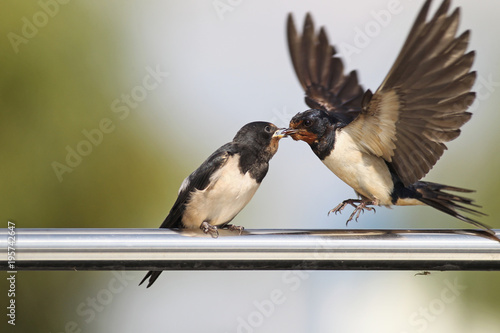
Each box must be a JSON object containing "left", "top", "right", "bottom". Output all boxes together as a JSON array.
[
  {"left": 225, "top": 224, "right": 245, "bottom": 235},
  {"left": 200, "top": 222, "right": 219, "bottom": 238},
  {"left": 329, "top": 199, "right": 377, "bottom": 225},
  {"left": 328, "top": 199, "right": 363, "bottom": 216},
  {"left": 346, "top": 201, "right": 376, "bottom": 225}
]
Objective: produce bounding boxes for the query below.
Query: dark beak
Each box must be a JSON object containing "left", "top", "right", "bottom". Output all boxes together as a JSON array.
[{"left": 283, "top": 128, "right": 298, "bottom": 135}]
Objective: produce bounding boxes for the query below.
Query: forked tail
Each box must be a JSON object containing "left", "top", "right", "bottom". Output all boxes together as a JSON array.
[
  {"left": 414, "top": 181, "right": 498, "bottom": 241},
  {"left": 139, "top": 271, "right": 162, "bottom": 288}
]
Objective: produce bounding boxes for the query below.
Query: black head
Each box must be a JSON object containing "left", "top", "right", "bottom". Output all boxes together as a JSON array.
[
  {"left": 233, "top": 121, "right": 285, "bottom": 157},
  {"left": 284, "top": 109, "right": 335, "bottom": 144}
]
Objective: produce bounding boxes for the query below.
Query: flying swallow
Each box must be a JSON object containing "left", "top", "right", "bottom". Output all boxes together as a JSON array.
[{"left": 284, "top": 0, "right": 498, "bottom": 239}]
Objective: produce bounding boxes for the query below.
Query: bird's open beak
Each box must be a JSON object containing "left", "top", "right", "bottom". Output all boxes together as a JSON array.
[
  {"left": 272, "top": 128, "right": 287, "bottom": 138},
  {"left": 283, "top": 128, "right": 298, "bottom": 135}
]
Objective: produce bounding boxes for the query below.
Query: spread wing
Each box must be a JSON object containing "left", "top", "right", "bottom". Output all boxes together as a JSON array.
[
  {"left": 159, "top": 145, "right": 233, "bottom": 228},
  {"left": 344, "top": 0, "right": 475, "bottom": 186},
  {"left": 287, "top": 13, "right": 364, "bottom": 124}
]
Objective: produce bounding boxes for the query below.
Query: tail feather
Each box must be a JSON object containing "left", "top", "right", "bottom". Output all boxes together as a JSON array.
[
  {"left": 139, "top": 271, "right": 163, "bottom": 288},
  {"left": 423, "top": 182, "right": 482, "bottom": 207},
  {"left": 140, "top": 209, "right": 182, "bottom": 288},
  {"left": 414, "top": 181, "right": 498, "bottom": 240}
]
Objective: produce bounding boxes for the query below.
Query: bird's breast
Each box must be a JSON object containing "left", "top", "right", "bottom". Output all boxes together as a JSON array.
[
  {"left": 322, "top": 129, "right": 394, "bottom": 205},
  {"left": 182, "top": 155, "right": 260, "bottom": 228}
]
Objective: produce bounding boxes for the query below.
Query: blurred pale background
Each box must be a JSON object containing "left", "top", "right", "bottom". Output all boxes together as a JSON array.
[{"left": 1, "top": 0, "right": 500, "bottom": 332}]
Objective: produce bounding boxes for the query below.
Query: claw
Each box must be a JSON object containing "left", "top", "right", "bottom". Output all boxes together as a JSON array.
[
  {"left": 328, "top": 199, "right": 362, "bottom": 216},
  {"left": 329, "top": 199, "right": 377, "bottom": 225},
  {"left": 227, "top": 224, "right": 245, "bottom": 235},
  {"left": 200, "top": 221, "right": 219, "bottom": 238}
]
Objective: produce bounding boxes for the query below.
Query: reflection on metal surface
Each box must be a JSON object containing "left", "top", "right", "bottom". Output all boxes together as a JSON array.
[{"left": 1, "top": 228, "right": 499, "bottom": 271}]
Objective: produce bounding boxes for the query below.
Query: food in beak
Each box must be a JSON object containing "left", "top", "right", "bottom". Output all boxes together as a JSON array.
[{"left": 272, "top": 128, "right": 288, "bottom": 138}]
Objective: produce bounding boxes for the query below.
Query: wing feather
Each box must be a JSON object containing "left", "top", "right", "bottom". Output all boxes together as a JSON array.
[
  {"left": 347, "top": 0, "right": 475, "bottom": 186},
  {"left": 287, "top": 13, "right": 364, "bottom": 123},
  {"left": 159, "top": 146, "right": 232, "bottom": 228}
]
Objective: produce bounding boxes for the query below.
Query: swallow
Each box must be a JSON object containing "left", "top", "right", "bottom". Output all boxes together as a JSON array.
[
  {"left": 140, "top": 122, "right": 286, "bottom": 287},
  {"left": 284, "top": 0, "right": 498, "bottom": 239}
]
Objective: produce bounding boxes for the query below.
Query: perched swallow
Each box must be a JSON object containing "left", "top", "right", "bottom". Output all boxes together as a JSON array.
[
  {"left": 285, "top": 0, "right": 497, "bottom": 238},
  {"left": 140, "top": 122, "right": 286, "bottom": 287}
]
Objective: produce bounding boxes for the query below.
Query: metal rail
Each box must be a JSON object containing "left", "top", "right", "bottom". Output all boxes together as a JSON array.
[{"left": 1, "top": 228, "right": 500, "bottom": 271}]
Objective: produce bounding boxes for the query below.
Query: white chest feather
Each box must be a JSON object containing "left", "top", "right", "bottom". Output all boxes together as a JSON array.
[
  {"left": 322, "top": 129, "right": 394, "bottom": 205},
  {"left": 182, "top": 156, "right": 260, "bottom": 228}
]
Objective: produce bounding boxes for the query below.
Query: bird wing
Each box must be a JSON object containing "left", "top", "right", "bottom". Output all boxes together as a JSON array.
[
  {"left": 159, "top": 145, "right": 233, "bottom": 228},
  {"left": 287, "top": 13, "right": 365, "bottom": 124},
  {"left": 142, "top": 145, "right": 234, "bottom": 288},
  {"left": 344, "top": 0, "right": 475, "bottom": 186}
]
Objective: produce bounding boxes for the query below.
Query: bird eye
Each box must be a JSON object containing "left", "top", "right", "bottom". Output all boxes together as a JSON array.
[
  {"left": 303, "top": 119, "right": 312, "bottom": 127},
  {"left": 264, "top": 125, "right": 271, "bottom": 133}
]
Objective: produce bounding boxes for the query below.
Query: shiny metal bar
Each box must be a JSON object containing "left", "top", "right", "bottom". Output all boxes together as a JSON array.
[{"left": 1, "top": 228, "right": 500, "bottom": 271}]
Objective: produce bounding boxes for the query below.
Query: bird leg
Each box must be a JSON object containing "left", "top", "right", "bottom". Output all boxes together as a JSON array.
[
  {"left": 200, "top": 221, "right": 219, "bottom": 238},
  {"left": 225, "top": 224, "right": 245, "bottom": 235},
  {"left": 329, "top": 199, "right": 377, "bottom": 225}
]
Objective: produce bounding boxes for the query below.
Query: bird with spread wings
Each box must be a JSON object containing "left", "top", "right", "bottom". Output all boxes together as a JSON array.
[{"left": 284, "top": 0, "right": 497, "bottom": 240}]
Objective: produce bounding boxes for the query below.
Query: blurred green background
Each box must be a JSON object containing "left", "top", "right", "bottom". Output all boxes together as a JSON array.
[{"left": 1, "top": 0, "right": 500, "bottom": 332}]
